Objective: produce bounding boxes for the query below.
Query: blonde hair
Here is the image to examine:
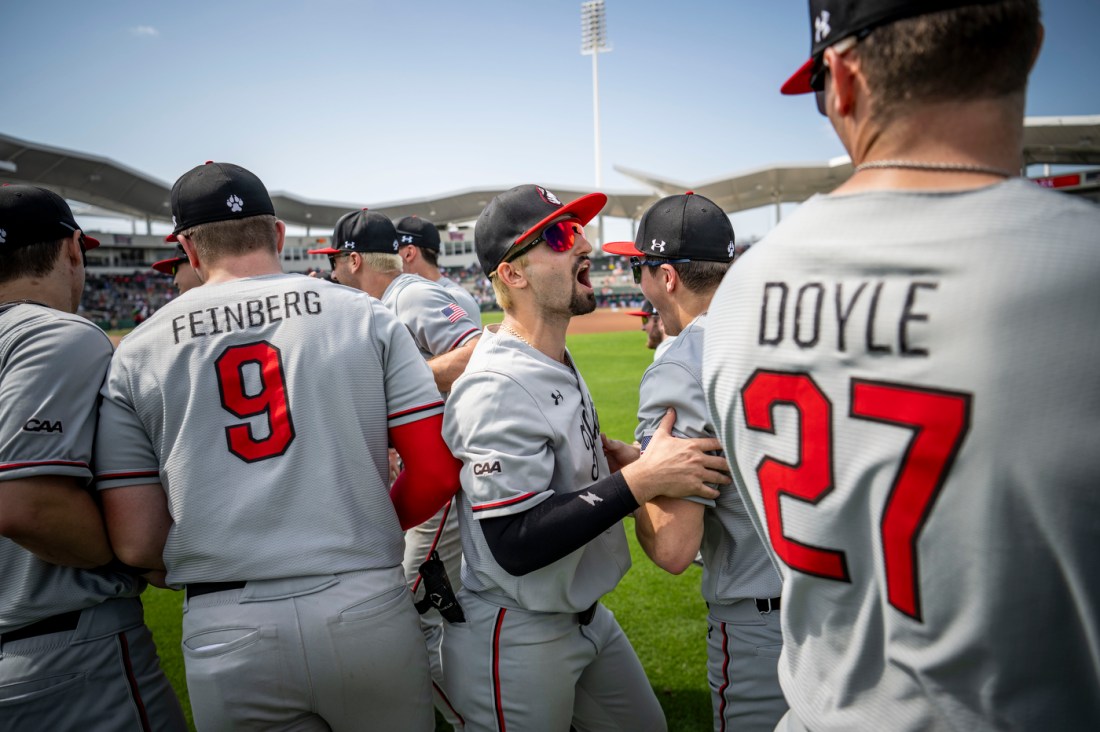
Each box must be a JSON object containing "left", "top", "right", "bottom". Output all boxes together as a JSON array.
[
  {"left": 489, "top": 252, "right": 529, "bottom": 311},
  {"left": 362, "top": 252, "right": 402, "bottom": 275}
]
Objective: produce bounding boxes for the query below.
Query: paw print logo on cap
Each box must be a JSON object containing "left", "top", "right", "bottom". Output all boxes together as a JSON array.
[
  {"left": 226, "top": 195, "right": 244, "bottom": 213},
  {"left": 0, "top": 229, "right": 6, "bottom": 244}
]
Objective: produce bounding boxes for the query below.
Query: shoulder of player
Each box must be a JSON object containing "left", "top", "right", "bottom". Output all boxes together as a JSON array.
[{"left": 1, "top": 306, "right": 113, "bottom": 358}]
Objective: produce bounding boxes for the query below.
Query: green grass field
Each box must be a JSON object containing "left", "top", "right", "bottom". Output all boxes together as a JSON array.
[{"left": 141, "top": 323, "right": 715, "bottom": 731}]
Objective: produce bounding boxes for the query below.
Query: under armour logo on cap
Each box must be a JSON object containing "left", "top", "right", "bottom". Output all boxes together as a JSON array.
[
  {"left": 344, "top": 241, "right": 355, "bottom": 249},
  {"left": 814, "top": 9, "right": 831, "bottom": 42},
  {"left": 400, "top": 235, "right": 414, "bottom": 244},
  {"left": 226, "top": 195, "right": 244, "bottom": 213},
  {"left": 728, "top": 241, "right": 735, "bottom": 258},
  {"left": 0, "top": 229, "right": 6, "bottom": 244},
  {"left": 651, "top": 239, "right": 667, "bottom": 253}
]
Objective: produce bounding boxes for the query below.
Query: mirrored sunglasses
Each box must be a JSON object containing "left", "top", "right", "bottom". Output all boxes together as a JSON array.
[{"left": 504, "top": 221, "right": 585, "bottom": 265}]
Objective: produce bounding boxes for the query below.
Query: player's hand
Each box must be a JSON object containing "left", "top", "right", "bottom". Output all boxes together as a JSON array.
[
  {"left": 388, "top": 448, "right": 401, "bottom": 486},
  {"left": 141, "top": 569, "right": 170, "bottom": 589},
  {"left": 601, "top": 433, "right": 639, "bottom": 474},
  {"left": 620, "top": 409, "right": 728, "bottom": 504}
]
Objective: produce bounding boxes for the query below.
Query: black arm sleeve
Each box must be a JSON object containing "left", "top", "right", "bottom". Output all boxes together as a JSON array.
[{"left": 480, "top": 472, "right": 639, "bottom": 576}]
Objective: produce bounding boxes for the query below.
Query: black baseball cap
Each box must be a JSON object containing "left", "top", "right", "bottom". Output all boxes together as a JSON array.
[
  {"left": 307, "top": 209, "right": 399, "bottom": 256},
  {"left": 604, "top": 192, "right": 734, "bottom": 263},
  {"left": 152, "top": 244, "right": 188, "bottom": 275},
  {"left": 474, "top": 184, "right": 606, "bottom": 277},
  {"left": 395, "top": 216, "right": 441, "bottom": 251},
  {"left": 782, "top": 0, "right": 1003, "bottom": 94},
  {"left": 0, "top": 184, "right": 100, "bottom": 253},
  {"left": 167, "top": 161, "right": 275, "bottom": 241}
]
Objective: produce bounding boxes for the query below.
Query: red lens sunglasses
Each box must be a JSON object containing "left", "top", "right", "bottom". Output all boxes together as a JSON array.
[{"left": 503, "top": 221, "right": 584, "bottom": 265}]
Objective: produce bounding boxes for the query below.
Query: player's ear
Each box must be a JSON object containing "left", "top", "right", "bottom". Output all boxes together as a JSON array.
[
  {"left": 660, "top": 263, "right": 679, "bottom": 293},
  {"left": 62, "top": 230, "right": 83, "bottom": 268},
  {"left": 178, "top": 235, "right": 201, "bottom": 270},
  {"left": 496, "top": 261, "right": 527, "bottom": 289},
  {"left": 274, "top": 219, "right": 287, "bottom": 254},
  {"left": 825, "top": 46, "right": 860, "bottom": 118}
]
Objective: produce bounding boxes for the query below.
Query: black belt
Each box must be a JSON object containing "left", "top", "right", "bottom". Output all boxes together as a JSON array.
[
  {"left": 755, "top": 597, "right": 781, "bottom": 614},
  {"left": 2, "top": 609, "right": 82, "bottom": 643},
  {"left": 186, "top": 581, "right": 247, "bottom": 600},
  {"left": 576, "top": 602, "right": 598, "bottom": 626}
]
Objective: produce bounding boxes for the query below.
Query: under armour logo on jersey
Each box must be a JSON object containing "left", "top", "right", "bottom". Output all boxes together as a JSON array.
[
  {"left": 728, "top": 241, "right": 735, "bottom": 258},
  {"left": 578, "top": 491, "right": 602, "bottom": 507},
  {"left": 226, "top": 194, "right": 244, "bottom": 212},
  {"left": 551, "top": 390, "right": 563, "bottom": 405},
  {"left": 536, "top": 186, "right": 562, "bottom": 206},
  {"left": 814, "top": 10, "right": 831, "bottom": 42},
  {"left": 651, "top": 239, "right": 667, "bottom": 253},
  {"left": 400, "top": 235, "right": 414, "bottom": 244},
  {"left": 0, "top": 229, "right": 6, "bottom": 244},
  {"left": 344, "top": 241, "right": 356, "bottom": 249}
]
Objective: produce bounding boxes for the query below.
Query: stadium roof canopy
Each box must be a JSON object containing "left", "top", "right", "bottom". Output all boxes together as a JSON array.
[{"left": 1, "top": 115, "right": 1097, "bottom": 230}]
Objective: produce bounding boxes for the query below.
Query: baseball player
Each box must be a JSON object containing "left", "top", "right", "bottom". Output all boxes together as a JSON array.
[
  {"left": 93, "top": 162, "right": 462, "bottom": 731},
  {"left": 626, "top": 300, "right": 673, "bottom": 359},
  {"left": 605, "top": 193, "right": 786, "bottom": 732},
  {"left": 396, "top": 215, "right": 483, "bottom": 327},
  {"left": 152, "top": 243, "right": 201, "bottom": 294},
  {"left": 0, "top": 185, "right": 186, "bottom": 731},
  {"left": 440, "top": 184, "right": 732, "bottom": 731},
  {"left": 309, "top": 209, "right": 480, "bottom": 727},
  {"left": 704, "top": 1, "right": 1100, "bottom": 730}
]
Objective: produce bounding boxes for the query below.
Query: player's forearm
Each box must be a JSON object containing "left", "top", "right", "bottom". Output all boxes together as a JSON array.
[
  {"left": 0, "top": 478, "right": 114, "bottom": 568},
  {"left": 389, "top": 414, "right": 463, "bottom": 529},
  {"left": 633, "top": 497, "right": 705, "bottom": 575},
  {"left": 480, "top": 472, "right": 638, "bottom": 576},
  {"left": 427, "top": 336, "right": 479, "bottom": 393},
  {"left": 100, "top": 484, "right": 172, "bottom": 571}
]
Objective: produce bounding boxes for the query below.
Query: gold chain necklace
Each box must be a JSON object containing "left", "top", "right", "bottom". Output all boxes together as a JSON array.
[
  {"left": 855, "top": 159, "right": 1015, "bottom": 178},
  {"left": 500, "top": 323, "right": 533, "bottom": 348}
]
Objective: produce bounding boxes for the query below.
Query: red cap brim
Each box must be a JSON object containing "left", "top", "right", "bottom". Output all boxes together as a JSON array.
[
  {"left": 164, "top": 233, "right": 179, "bottom": 243},
  {"left": 82, "top": 234, "right": 101, "bottom": 250},
  {"left": 625, "top": 310, "right": 649, "bottom": 317},
  {"left": 513, "top": 192, "right": 607, "bottom": 248},
  {"left": 602, "top": 240, "right": 644, "bottom": 257},
  {"left": 781, "top": 57, "right": 815, "bottom": 95},
  {"left": 152, "top": 256, "right": 187, "bottom": 275},
  {"left": 307, "top": 247, "right": 340, "bottom": 255}
]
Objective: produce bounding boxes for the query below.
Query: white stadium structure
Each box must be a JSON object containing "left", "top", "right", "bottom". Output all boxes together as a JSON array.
[{"left": 2, "top": 117, "right": 1097, "bottom": 274}]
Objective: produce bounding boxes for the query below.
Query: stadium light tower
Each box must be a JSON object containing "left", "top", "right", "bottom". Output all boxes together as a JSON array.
[{"left": 581, "top": 0, "right": 610, "bottom": 244}]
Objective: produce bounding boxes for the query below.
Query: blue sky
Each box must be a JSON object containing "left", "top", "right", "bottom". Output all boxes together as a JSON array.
[{"left": 3, "top": 0, "right": 1097, "bottom": 238}]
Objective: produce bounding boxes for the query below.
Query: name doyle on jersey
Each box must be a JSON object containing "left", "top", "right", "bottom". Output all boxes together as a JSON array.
[
  {"left": 171, "top": 290, "right": 322, "bottom": 344},
  {"left": 757, "top": 279, "right": 938, "bottom": 356}
]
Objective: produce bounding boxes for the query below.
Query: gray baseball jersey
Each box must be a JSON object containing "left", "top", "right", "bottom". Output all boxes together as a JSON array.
[
  {"left": 636, "top": 314, "right": 781, "bottom": 605},
  {"left": 636, "top": 313, "right": 785, "bottom": 732},
  {"left": 437, "top": 275, "right": 483, "bottom": 327},
  {"left": 0, "top": 302, "right": 186, "bottom": 732},
  {"left": 703, "top": 180, "right": 1100, "bottom": 730},
  {"left": 94, "top": 274, "right": 444, "bottom": 586},
  {"left": 443, "top": 326, "right": 630, "bottom": 614},
  {"left": 440, "top": 326, "right": 663, "bottom": 732},
  {"left": 0, "top": 303, "right": 140, "bottom": 632},
  {"left": 382, "top": 273, "right": 480, "bottom": 361}
]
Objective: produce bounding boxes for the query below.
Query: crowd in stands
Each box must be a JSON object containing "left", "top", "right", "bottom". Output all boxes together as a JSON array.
[{"left": 80, "top": 253, "right": 667, "bottom": 330}]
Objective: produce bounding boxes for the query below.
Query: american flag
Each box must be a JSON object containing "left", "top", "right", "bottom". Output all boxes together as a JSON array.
[{"left": 441, "top": 303, "right": 468, "bottom": 323}]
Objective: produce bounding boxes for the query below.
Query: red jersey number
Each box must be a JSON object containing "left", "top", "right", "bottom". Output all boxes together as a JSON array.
[
  {"left": 741, "top": 370, "right": 971, "bottom": 621},
  {"left": 215, "top": 342, "right": 296, "bottom": 463}
]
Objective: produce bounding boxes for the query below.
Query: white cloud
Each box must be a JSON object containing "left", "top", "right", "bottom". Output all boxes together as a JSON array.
[{"left": 130, "top": 26, "right": 159, "bottom": 38}]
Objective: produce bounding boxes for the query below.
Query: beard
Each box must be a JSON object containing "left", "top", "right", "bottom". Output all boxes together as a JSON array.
[
  {"left": 569, "top": 286, "right": 596, "bottom": 316},
  {"left": 568, "top": 258, "right": 596, "bottom": 315}
]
